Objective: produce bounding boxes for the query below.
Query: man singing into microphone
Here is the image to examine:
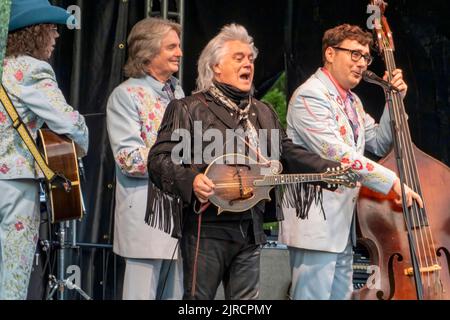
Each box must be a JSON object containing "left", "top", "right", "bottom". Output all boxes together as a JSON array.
[{"left": 279, "top": 24, "right": 423, "bottom": 300}]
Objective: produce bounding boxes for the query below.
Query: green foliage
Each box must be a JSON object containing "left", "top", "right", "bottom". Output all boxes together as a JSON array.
[
  {"left": 0, "top": 0, "right": 11, "bottom": 79},
  {"left": 261, "top": 72, "right": 287, "bottom": 129},
  {"left": 263, "top": 222, "right": 278, "bottom": 232},
  {"left": 261, "top": 72, "right": 288, "bottom": 235}
]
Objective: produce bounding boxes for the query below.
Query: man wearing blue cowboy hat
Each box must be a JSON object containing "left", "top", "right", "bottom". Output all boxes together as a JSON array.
[{"left": 0, "top": 0, "right": 88, "bottom": 299}]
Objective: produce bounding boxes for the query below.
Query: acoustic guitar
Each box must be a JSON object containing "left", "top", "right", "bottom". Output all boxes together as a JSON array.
[
  {"left": 38, "top": 129, "right": 83, "bottom": 223},
  {"left": 205, "top": 153, "right": 360, "bottom": 214}
]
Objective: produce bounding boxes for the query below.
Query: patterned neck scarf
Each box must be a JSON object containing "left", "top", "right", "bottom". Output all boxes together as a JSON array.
[
  {"left": 163, "top": 81, "right": 176, "bottom": 101},
  {"left": 209, "top": 83, "right": 260, "bottom": 158}
]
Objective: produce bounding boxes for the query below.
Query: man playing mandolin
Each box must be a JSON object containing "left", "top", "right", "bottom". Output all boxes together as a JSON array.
[
  {"left": 279, "top": 24, "right": 423, "bottom": 300},
  {"left": 145, "top": 24, "right": 342, "bottom": 300}
]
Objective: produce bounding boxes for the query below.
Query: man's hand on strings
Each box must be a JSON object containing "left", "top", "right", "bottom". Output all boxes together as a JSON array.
[
  {"left": 392, "top": 178, "right": 423, "bottom": 208},
  {"left": 383, "top": 69, "right": 408, "bottom": 99}
]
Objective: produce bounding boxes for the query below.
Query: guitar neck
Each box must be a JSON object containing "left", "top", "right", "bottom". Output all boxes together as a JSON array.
[{"left": 254, "top": 173, "right": 324, "bottom": 187}]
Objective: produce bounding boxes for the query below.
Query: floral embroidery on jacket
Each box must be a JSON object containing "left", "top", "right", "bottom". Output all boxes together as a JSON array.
[
  {"left": 113, "top": 85, "right": 171, "bottom": 177},
  {"left": 0, "top": 163, "right": 10, "bottom": 174},
  {"left": 14, "top": 70, "right": 23, "bottom": 82},
  {"left": 321, "top": 142, "right": 339, "bottom": 160},
  {"left": 0, "top": 56, "right": 88, "bottom": 179},
  {"left": 351, "top": 160, "right": 363, "bottom": 170}
]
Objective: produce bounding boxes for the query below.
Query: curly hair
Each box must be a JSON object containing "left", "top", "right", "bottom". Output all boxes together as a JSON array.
[
  {"left": 322, "top": 24, "right": 373, "bottom": 64},
  {"left": 6, "top": 24, "right": 55, "bottom": 61}
]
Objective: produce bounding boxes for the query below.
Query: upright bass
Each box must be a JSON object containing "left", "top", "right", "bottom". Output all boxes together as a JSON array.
[{"left": 356, "top": 0, "right": 450, "bottom": 300}]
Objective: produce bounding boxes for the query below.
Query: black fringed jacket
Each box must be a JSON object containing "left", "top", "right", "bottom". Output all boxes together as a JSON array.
[{"left": 145, "top": 91, "right": 338, "bottom": 244}]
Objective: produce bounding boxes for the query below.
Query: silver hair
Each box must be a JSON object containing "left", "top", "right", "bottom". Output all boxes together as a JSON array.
[
  {"left": 123, "top": 17, "right": 181, "bottom": 78},
  {"left": 195, "top": 23, "right": 258, "bottom": 93}
]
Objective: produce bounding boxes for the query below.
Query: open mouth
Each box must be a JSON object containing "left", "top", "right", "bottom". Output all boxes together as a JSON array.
[{"left": 239, "top": 72, "right": 251, "bottom": 81}]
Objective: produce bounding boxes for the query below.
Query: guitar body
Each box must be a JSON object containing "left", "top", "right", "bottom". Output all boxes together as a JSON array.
[
  {"left": 38, "top": 129, "right": 82, "bottom": 223},
  {"left": 205, "top": 154, "right": 282, "bottom": 214}
]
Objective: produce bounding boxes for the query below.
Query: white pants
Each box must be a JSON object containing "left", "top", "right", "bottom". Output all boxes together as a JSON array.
[
  {"left": 288, "top": 239, "right": 353, "bottom": 300},
  {"left": 0, "top": 179, "right": 40, "bottom": 300},
  {"left": 122, "top": 257, "right": 183, "bottom": 300}
]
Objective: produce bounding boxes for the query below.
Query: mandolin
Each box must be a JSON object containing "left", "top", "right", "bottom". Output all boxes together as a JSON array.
[{"left": 205, "top": 153, "right": 360, "bottom": 214}]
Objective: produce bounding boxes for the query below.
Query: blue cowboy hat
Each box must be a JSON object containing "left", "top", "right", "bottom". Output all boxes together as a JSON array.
[{"left": 9, "top": 0, "right": 72, "bottom": 32}]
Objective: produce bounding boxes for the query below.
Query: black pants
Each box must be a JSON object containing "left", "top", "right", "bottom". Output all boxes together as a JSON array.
[{"left": 180, "top": 233, "right": 261, "bottom": 300}]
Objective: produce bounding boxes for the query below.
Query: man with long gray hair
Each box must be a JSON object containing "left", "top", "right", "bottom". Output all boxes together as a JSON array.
[
  {"left": 106, "top": 17, "right": 183, "bottom": 300},
  {"left": 145, "top": 23, "right": 339, "bottom": 300}
]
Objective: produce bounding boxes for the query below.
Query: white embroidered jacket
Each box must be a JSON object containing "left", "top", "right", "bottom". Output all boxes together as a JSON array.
[
  {"left": 279, "top": 68, "right": 397, "bottom": 253},
  {"left": 0, "top": 55, "right": 89, "bottom": 180}
]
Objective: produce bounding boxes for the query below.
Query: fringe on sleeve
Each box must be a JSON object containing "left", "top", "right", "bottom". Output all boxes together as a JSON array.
[
  {"left": 158, "top": 99, "right": 187, "bottom": 133},
  {"left": 145, "top": 183, "right": 184, "bottom": 238},
  {"left": 276, "top": 183, "right": 325, "bottom": 220}
]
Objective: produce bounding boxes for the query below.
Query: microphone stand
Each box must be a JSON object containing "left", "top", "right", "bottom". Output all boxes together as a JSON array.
[
  {"left": 46, "top": 157, "right": 92, "bottom": 300},
  {"left": 384, "top": 88, "right": 424, "bottom": 300}
]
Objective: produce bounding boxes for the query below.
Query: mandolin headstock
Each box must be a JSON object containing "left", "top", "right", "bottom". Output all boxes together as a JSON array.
[{"left": 323, "top": 166, "right": 361, "bottom": 189}]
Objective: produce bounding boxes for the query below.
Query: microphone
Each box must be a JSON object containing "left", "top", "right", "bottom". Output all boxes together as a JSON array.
[{"left": 362, "top": 70, "right": 399, "bottom": 92}]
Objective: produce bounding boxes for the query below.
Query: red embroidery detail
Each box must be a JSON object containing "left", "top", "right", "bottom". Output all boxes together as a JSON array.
[
  {"left": 137, "top": 163, "right": 146, "bottom": 173},
  {"left": 366, "top": 162, "right": 374, "bottom": 172},
  {"left": 0, "top": 111, "right": 6, "bottom": 123},
  {"left": 339, "top": 125, "right": 346, "bottom": 136},
  {"left": 15, "top": 70, "right": 23, "bottom": 81},
  {"left": 0, "top": 164, "right": 10, "bottom": 174},
  {"left": 352, "top": 160, "right": 363, "bottom": 170},
  {"left": 15, "top": 221, "right": 24, "bottom": 231},
  {"left": 341, "top": 157, "right": 350, "bottom": 164},
  {"left": 148, "top": 113, "right": 155, "bottom": 120}
]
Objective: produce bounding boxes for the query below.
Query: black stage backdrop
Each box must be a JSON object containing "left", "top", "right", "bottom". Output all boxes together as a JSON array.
[{"left": 30, "top": 0, "right": 448, "bottom": 299}]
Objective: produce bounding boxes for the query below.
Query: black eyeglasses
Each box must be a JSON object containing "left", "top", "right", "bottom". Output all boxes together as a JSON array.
[{"left": 332, "top": 47, "right": 373, "bottom": 65}]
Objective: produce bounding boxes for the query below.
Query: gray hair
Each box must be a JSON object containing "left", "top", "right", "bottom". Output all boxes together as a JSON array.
[
  {"left": 123, "top": 17, "right": 181, "bottom": 78},
  {"left": 195, "top": 23, "right": 258, "bottom": 93}
]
